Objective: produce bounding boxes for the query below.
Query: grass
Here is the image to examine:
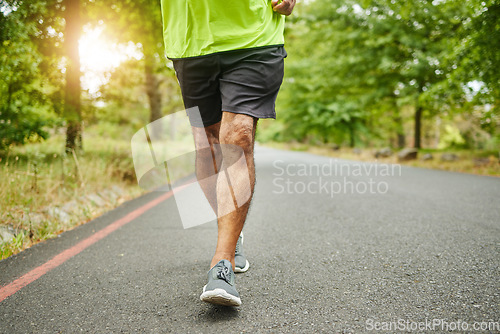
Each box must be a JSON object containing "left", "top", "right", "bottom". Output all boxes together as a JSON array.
[
  {"left": 262, "top": 142, "right": 500, "bottom": 177},
  {"left": 0, "top": 125, "right": 145, "bottom": 260}
]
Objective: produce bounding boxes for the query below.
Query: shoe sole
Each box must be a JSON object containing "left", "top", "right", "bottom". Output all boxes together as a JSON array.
[
  {"left": 234, "top": 260, "right": 250, "bottom": 273},
  {"left": 200, "top": 287, "right": 242, "bottom": 307}
]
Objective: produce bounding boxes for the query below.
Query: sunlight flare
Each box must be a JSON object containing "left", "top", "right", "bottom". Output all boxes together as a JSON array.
[{"left": 79, "top": 26, "right": 142, "bottom": 95}]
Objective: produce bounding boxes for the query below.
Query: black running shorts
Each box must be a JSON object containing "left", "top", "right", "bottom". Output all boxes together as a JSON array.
[{"left": 172, "top": 46, "right": 287, "bottom": 128}]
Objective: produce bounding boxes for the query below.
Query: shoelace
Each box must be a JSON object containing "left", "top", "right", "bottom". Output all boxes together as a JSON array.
[{"left": 216, "top": 265, "right": 231, "bottom": 283}]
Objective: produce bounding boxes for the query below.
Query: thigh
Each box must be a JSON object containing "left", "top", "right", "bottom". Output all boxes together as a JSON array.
[{"left": 172, "top": 56, "right": 223, "bottom": 128}]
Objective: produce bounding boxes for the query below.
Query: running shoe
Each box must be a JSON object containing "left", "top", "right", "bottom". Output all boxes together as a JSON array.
[
  {"left": 200, "top": 259, "right": 241, "bottom": 306},
  {"left": 234, "top": 232, "right": 250, "bottom": 273}
]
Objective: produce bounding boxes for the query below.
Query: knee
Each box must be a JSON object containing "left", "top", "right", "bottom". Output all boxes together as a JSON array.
[{"left": 220, "top": 123, "right": 253, "bottom": 152}]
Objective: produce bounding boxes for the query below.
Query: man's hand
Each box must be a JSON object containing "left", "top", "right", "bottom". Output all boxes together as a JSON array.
[{"left": 271, "top": 0, "right": 296, "bottom": 16}]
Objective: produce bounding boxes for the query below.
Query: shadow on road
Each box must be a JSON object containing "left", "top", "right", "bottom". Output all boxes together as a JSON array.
[{"left": 199, "top": 305, "right": 240, "bottom": 322}]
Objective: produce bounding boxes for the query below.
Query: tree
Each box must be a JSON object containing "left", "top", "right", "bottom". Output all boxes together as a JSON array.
[
  {"left": 63, "top": 0, "right": 82, "bottom": 152},
  {"left": 275, "top": 0, "right": 471, "bottom": 148},
  {"left": 276, "top": 7, "right": 372, "bottom": 146},
  {"left": 88, "top": 0, "right": 175, "bottom": 138},
  {"left": 456, "top": 1, "right": 500, "bottom": 104},
  {"left": 0, "top": 0, "right": 59, "bottom": 152}
]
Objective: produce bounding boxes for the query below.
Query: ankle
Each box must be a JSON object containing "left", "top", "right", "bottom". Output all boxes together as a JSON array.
[{"left": 211, "top": 253, "right": 235, "bottom": 269}]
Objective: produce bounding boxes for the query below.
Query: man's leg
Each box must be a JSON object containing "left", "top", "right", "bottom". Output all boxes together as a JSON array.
[
  {"left": 210, "top": 112, "right": 257, "bottom": 270},
  {"left": 191, "top": 122, "right": 222, "bottom": 213},
  {"left": 198, "top": 113, "right": 255, "bottom": 306}
]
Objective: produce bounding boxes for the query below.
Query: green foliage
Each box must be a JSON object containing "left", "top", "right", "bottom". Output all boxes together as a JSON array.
[
  {"left": 90, "top": 59, "right": 149, "bottom": 126},
  {"left": 0, "top": 1, "right": 60, "bottom": 151},
  {"left": 1, "top": 0, "right": 497, "bottom": 153},
  {"left": 85, "top": 0, "right": 183, "bottom": 124},
  {"left": 438, "top": 124, "right": 466, "bottom": 149},
  {"left": 1, "top": 0, "right": 178, "bottom": 153},
  {"left": 452, "top": 1, "right": 500, "bottom": 105},
  {"left": 273, "top": 0, "right": 498, "bottom": 149}
]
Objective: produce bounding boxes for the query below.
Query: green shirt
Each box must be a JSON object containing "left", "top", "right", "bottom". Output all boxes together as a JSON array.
[{"left": 161, "top": 0, "right": 285, "bottom": 59}]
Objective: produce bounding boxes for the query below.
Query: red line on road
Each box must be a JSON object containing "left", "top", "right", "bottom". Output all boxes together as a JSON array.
[{"left": 0, "top": 186, "right": 186, "bottom": 303}]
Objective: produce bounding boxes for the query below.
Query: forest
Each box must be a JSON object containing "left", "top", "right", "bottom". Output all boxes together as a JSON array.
[{"left": 1, "top": 0, "right": 498, "bottom": 152}]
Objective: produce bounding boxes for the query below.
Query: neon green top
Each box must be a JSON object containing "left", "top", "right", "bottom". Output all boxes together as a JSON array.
[{"left": 161, "top": 0, "right": 285, "bottom": 59}]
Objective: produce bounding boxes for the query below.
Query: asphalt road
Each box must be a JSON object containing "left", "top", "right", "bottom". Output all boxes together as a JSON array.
[{"left": 1, "top": 147, "right": 499, "bottom": 333}]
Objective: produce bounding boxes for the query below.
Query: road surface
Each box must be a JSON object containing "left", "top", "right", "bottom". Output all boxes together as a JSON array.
[{"left": 1, "top": 147, "right": 499, "bottom": 333}]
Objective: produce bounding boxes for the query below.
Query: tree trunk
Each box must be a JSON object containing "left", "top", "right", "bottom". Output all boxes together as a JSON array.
[
  {"left": 414, "top": 105, "right": 423, "bottom": 149},
  {"left": 394, "top": 113, "right": 405, "bottom": 148},
  {"left": 145, "top": 53, "right": 162, "bottom": 139},
  {"left": 64, "top": 0, "right": 82, "bottom": 153},
  {"left": 349, "top": 123, "right": 355, "bottom": 148},
  {"left": 397, "top": 132, "right": 406, "bottom": 149}
]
